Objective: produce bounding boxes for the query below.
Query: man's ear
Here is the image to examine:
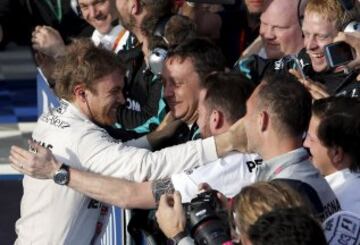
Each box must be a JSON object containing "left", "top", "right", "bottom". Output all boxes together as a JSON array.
[
  {"left": 210, "top": 110, "right": 224, "bottom": 131},
  {"left": 131, "top": 0, "right": 141, "bottom": 15},
  {"left": 74, "top": 85, "right": 86, "bottom": 102},
  {"left": 329, "top": 146, "right": 344, "bottom": 167},
  {"left": 259, "top": 111, "right": 269, "bottom": 132}
]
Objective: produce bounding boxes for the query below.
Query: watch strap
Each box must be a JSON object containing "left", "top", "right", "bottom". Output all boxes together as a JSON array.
[{"left": 172, "top": 231, "right": 188, "bottom": 244}]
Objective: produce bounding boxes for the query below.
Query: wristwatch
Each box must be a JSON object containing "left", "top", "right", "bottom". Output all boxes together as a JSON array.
[
  {"left": 170, "top": 231, "right": 187, "bottom": 245},
  {"left": 53, "top": 163, "right": 70, "bottom": 185}
]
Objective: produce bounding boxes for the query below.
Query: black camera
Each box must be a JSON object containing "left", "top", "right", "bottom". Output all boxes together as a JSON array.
[{"left": 184, "top": 190, "right": 231, "bottom": 245}]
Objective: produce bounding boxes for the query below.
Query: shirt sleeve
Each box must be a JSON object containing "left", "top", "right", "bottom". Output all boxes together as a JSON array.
[
  {"left": 75, "top": 127, "right": 218, "bottom": 182},
  {"left": 171, "top": 153, "right": 261, "bottom": 203}
]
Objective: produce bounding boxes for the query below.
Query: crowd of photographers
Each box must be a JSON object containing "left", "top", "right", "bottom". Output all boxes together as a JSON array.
[{"left": 3, "top": 0, "right": 360, "bottom": 244}]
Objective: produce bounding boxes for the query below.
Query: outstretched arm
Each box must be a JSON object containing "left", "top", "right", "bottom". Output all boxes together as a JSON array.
[{"left": 10, "top": 142, "right": 156, "bottom": 209}]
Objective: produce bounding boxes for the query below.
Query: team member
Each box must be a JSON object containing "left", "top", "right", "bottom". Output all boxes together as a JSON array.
[
  {"left": 10, "top": 39, "right": 246, "bottom": 245},
  {"left": 304, "top": 96, "right": 360, "bottom": 215}
]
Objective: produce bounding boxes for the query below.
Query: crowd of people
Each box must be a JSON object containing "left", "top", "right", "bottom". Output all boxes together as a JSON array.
[{"left": 3, "top": 0, "right": 360, "bottom": 244}]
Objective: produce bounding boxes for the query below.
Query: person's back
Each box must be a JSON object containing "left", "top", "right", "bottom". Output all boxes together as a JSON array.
[{"left": 243, "top": 72, "right": 340, "bottom": 220}]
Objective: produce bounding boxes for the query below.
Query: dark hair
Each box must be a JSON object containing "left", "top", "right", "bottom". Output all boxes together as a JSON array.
[
  {"left": 248, "top": 207, "right": 327, "bottom": 245},
  {"left": 140, "top": 0, "right": 175, "bottom": 37},
  {"left": 148, "top": 15, "right": 197, "bottom": 51},
  {"left": 312, "top": 96, "right": 360, "bottom": 172},
  {"left": 257, "top": 72, "right": 312, "bottom": 137},
  {"left": 202, "top": 72, "right": 255, "bottom": 124},
  {"left": 53, "top": 38, "right": 124, "bottom": 101},
  {"left": 166, "top": 38, "right": 226, "bottom": 81}
]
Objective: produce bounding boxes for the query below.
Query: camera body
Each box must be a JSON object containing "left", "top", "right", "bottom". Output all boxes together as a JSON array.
[
  {"left": 184, "top": 190, "right": 231, "bottom": 245},
  {"left": 324, "top": 41, "right": 354, "bottom": 69}
]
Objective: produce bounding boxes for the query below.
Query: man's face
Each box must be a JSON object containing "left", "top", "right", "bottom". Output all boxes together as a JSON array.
[
  {"left": 303, "top": 116, "right": 333, "bottom": 175},
  {"left": 162, "top": 57, "right": 201, "bottom": 123},
  {"left": 245, "top": 0, "right": 265, "bottom": 14},
  {"left": 302, "top": 12, "right": 338, "bottom": 72},
  {"left": 86, "top": 70, "right": 125, "bottom": 126},
  {"left": 115, "top": 0, "right": 134, "bottom": 30},
  {"left": 242, "top": 86, "right": 261, "bottom": 153},
  {"left": 197, "top": 89, "right": 212, "bottom": 138},
  {"left": 259, "top": 0, "right": 304, "bottom": 59},
  {"left": 79, "top": 0, "right": 117, "bottom": 34}
]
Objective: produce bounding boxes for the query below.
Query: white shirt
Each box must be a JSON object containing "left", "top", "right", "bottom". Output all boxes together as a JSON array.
[
  {"left": 15, "top": 100, "right": 218, "bottom": 245},
  {"left": 172, "top": 152, "right": 261, "bottom": 202},
  {"left": 325, "top": 168, "right": 360, "bottom": 216},
  {"left": 91, "top": 24, "right": 129, "bottom": 53}
]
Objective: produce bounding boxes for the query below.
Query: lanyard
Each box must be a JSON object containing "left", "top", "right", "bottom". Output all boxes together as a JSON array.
[
  {"left": 267, "top": 155, "right": 309, "bottom": 180},
  {"left": 111, "top": 29, "right": 127, "bottom": 52},
  {"left": 43, "top": 0, "right": 62, "bottom": 22}
]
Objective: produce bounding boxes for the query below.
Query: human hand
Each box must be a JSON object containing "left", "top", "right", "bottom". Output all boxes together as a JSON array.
[
  {"left": 32, "top": 25, "right": 66, "bottom": 58},
  {"left": 155, "top": 191, "right": 186, "bottom": 238},
  {"left": 198, "top": 183, "right": 230, "bottom": 210},
  {"left": 156, "top": 112, "right": 177, "bottom": 131},
  {"left": 214, "top": 118, "right": 247, "bottom": 157},
  {"left": 9, "top": 140, "right": 61, "bottom": 179},
  {"left": 289, "top": 69, "right": 329, "bottom": 99}
]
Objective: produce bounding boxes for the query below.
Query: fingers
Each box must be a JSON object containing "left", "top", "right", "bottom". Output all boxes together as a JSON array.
[
  {"left": 288, "top": 68, "right": 301, "bottom": 80},
  {"left": 173, "top": 191, "right": 183, "bottom": 212}
]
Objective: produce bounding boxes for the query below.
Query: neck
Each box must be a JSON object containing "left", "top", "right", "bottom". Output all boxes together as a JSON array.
[{"left": 259, "top": 132, "right": 303, "bottom": 161}]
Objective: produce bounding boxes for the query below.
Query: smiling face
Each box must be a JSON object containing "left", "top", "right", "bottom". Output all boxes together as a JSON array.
[
  {"left": 161, "top": 57, "right": 201, "bottom": 123},
  {"left": 79, "top": 0, "right": 118, "bottom": 34},
  {"left": 86, "top": 69, "right": 125, "bottom": 125},
  {"left": 303, "top": 115, "right": 334, "bottom": 175},
  {"left": 259, "top": 0, "right": 304, "bottom": 59},
  {"left": 302, "top": 12, "right": 338, "bottom": 72}
]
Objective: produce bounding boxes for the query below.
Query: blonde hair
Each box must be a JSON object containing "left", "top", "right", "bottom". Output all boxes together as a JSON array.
[
  {"left": 304, "top": 0, "right": 355, "bottom": 31},
  {"left": 53, "top": 38, "right": 124, "bottom": 101},
  {"left": 232, "top": 181, "right": 307, "bottom": 235}
]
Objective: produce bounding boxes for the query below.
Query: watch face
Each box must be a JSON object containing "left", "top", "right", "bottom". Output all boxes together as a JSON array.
[{"left": 54, "top": 169, "right": 69, "bottom": 185}]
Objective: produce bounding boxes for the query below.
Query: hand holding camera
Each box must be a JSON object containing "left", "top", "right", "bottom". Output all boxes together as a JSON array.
[
  {"left": 333, "top": 32, "right": 360, "bottom": 77},
  {"left": 155, "top": 191, "right": 187, "bottom": 239}
]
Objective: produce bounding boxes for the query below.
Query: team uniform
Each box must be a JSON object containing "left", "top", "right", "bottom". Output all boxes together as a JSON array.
[
  {"left": 325, "top": 168, "right": 360, "bottom": 216},
  {"left": 15, "top": 100, "right": 218, "bottom": 244},
  {"left": 257, "top": 148, "right": 341, "bottom": 221},
  {"left": 171, "top": 152, "right": 261, "bottom": 203}
]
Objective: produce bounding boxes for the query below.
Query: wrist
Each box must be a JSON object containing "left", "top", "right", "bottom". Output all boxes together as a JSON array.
[
  {"left": 170, "top": 231, "right": 187, "bottom": 244},
  {"left": 214, "top": 132, "right": 234, "bottom": 157}
]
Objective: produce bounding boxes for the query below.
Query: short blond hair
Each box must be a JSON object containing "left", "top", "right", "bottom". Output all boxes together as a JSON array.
[
  {"left": 232, "top": 181, "right": 307, "bottom": 235},
  {"left": 53, "top": 38, "right": 124, "bottom": 101},
  {"left": 304, "top": 0, "right": 354, "bottom": 31}
]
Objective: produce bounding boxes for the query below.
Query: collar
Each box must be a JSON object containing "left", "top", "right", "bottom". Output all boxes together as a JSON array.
[
  {"left": 258, "top": 148, "right": 309, "bottom": 180},
  {"left": 91, "top": 25, "right": 127, "bottom": 51},
  {"left": 58, "top": 99, "right": 91, "bottom": 123},
  {"left": 325, "top": 168, "right": 360, "bottom": 188}
]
